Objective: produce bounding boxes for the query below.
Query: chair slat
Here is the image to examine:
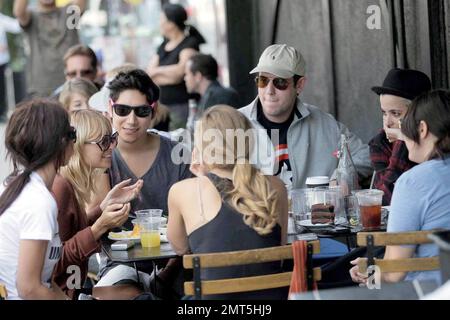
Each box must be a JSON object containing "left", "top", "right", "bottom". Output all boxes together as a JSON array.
[
  {"left": 184, "top": 268, "right": 321, "bottom": 296},
  {"left": 183, "top": 241, "right": 320, "bottom": 269},
  {"left": 358, "top": 257, "right": 440, "bottom": 273},
  {"left": 0, "top": 284, "right": 7, "bottom": 300},
  {"left": 357, "top": 231, "right": 436, "bottom": 246}
]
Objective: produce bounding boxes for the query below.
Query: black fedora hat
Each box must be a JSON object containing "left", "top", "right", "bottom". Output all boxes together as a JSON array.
[{"left": 372, "top": 68, "right": 432, "bottom": 100}]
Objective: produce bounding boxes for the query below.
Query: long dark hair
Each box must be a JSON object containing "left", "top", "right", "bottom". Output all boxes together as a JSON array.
[
  {"left": 162, "top": 3, "right": 206, "bottom": 45},
  {"left": 401, "top": 90, "right": 450, "bottom": 160},
  {"left": 0, "top": 100, "right": 72, "bottom": 215}
]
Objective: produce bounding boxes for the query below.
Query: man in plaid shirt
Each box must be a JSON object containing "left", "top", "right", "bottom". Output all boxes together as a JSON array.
[{"left": 369, "top": 68, "right": 431, "bottom": 205}]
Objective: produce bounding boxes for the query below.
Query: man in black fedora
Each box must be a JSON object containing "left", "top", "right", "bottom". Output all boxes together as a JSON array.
[{"left": 369, "top": 68, "right": 432, "bottom": 205}]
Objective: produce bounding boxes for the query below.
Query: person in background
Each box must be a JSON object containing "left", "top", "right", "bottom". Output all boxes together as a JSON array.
[
  {"left": 51, "top": 110, "right": 143, "bottom": 299},
  {"left": 240, "top": 44, "right": 372, "bottom": 189},
  {"left": 52, "top": 44, "right": 103, "bottom": 98},
  {"left": 13, "top": 0, "right": 86, "bottom": 97},
  {"left": 184, "top": 53, "right": 240, "bottom": 115},
  {"left": 59, "top": 78, "right": 98, "bottom": 113},
  {"left": 350, "top": 90, "right": 450, "bottom": 285},
  {"left": 0, "top": 99, "right": 74, "bottom": 300},
  {"left": 369, "top": 68, "right": 432, "bottom": 205},
  {"left": 168, "top": 105, "right": 288, "bottom": 299},
  {"left": 147, "top": 3, "right": 205, "bottom": 130},
  {"left": 0, "top": 12, "right": 21, "bottom": 122}
]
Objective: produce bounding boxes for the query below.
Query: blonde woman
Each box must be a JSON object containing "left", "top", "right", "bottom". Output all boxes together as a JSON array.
[
  {"left": 59, "top": 78, "right": 98, "bottom": 113},
  {"left": 51, "top": 110, "right": 143, "bottom": 299},
  {"left": 167, "top": 105, "right": 288, "bottom": 299}
]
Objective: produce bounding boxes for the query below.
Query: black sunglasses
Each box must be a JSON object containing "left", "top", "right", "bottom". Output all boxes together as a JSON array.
[
  {"left": 255, "top": 75, "right": 291, "bottom": 91},
  {"left": 112, "top": 103, "right": 154, "bottom": 118},
  {"left": 65, "top": 69, "right": 95, "bottom": 79},
  {"left": 67, "top": 126, "right": 77, "bottom": 143},
  {"left": 86, "top": 132, "right": 118, "bottom": 152}
]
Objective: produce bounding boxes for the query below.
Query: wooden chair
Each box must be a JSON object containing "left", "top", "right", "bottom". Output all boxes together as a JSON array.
[
  {"left": 183, "top": 241, "right": 321, "bottom": 299},
  {"left": 356, "top": 230, "right": 441, "bottom": 274},
  {"left": 0, "top": 283, "right": 7, "bottom": 300}
]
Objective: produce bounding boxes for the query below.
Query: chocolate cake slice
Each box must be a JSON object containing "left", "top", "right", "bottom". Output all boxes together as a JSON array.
[{"left": 311, "top": 204, "right": 335, "bottom": 225}]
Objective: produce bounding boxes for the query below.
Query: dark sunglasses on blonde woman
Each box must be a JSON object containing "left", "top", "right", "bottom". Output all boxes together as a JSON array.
[
  {"left": 67, "top": 126, "right": 77, "bottom": 143},
  {"left": 85, "top": 132, "right": 118, "bottom": 152},
  {"left": 255, "top": 75, "right": 291, "bottom": 91}
]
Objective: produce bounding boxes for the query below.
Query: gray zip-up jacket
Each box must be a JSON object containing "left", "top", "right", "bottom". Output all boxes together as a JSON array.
[{"left": 240, "top": 98, "right": 373, "bottom": 188}]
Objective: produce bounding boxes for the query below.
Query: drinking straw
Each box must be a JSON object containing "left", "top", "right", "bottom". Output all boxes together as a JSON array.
[{"left": 369, "top": 170, "right": 376, "bottom": 189}]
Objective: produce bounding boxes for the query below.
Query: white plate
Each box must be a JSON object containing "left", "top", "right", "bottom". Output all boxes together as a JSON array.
[
  {"left": 108, "top": 231, "right": 169, "bottom": 243},
  {"left": 108, "top": 231, "right": 140, "bottom": 242},
  {"left": 298, "top": 220, "right": 333, "bottom": 228}
]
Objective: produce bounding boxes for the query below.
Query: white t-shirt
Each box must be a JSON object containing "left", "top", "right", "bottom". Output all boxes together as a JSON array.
[{"left": 0, "top": 172, "right": 62, "bottom": 300}]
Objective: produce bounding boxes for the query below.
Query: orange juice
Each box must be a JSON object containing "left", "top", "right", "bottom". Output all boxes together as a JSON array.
[{"left": 140, "top": 231, "right": 160, "bottom": 248}]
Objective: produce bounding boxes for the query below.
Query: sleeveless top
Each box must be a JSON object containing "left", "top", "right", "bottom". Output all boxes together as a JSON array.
[
  {"left": 188, "top": 173, "right": 287, "bottom": 300},
  {"left": 157, "top": 36, "right": 200, "bottom": 105}
]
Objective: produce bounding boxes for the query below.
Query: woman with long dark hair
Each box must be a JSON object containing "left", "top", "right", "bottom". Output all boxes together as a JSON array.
[
  {"left": 147, "top": 3, "right": 206, "bottom": 130},
  {"left": 0, "top": 100, "right": 75, "bottom": 299}
]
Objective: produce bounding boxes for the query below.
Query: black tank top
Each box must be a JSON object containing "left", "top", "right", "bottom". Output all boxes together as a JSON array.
[
  {"left": 157, "top": 36, "right": 199, "bottom": 105},
  {"left": 188, "top": 173, "right": 287, "bottom": 300}
]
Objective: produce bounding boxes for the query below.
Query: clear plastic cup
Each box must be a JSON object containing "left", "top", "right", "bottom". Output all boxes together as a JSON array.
[
  {"left": 135, "top": 209, "right": 163, "bottom": 221},
  {"left": 355, "top": 189, "right": 384, "bottom": 229},
  {"left": 140, "top": 218, "right": 161, "bottom": 248}
]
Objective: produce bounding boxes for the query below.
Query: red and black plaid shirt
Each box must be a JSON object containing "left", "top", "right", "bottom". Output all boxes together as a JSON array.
[{"left": 369, "top": 130, "right": 416, "bottom": 205}]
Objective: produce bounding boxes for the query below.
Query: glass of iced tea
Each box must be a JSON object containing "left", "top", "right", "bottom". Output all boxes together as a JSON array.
[{"left": 355, "top": 189, "right": 384, "bottom": 230}]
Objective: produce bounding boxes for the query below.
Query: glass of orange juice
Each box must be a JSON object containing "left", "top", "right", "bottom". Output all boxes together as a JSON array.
[{"left": 140, "top": 219, "right": 161, "bottom": 248}]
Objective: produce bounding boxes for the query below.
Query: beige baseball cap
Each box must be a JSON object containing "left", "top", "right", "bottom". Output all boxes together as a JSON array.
[{"left": 250, "top": 44, "right": 306, "bottom": 78}]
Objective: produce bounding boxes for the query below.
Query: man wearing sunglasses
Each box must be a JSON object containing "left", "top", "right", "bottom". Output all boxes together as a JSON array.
[
  {"left": 52, "top": 44, "right": 101, "bottom": 98},
  {"left": 240, "top": 44, "right": 372, "bottom": 190},
  {"left": 95, "top": 69, "right": 191, "bottom": 295}
]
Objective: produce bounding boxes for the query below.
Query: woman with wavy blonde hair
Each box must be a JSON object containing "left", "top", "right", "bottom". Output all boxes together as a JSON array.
[
  {"left": 167, "top": 105, "right": 288, "bottom": 299},
  {"left": 51, "top": 110, "right": 143, "bottom": 299}
]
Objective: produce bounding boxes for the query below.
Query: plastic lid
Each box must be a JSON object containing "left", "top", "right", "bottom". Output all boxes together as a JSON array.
[{"left": 305, "top": 176, "right": 329, "bottom": 186}]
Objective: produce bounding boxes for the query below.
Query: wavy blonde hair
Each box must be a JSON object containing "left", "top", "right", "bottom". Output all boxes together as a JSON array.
[
  {"left": 195, "top": 105, "right": 279, "bottom": 235},
  {"left": 60, "top": 110, "right": 112, "bottom": 207}
]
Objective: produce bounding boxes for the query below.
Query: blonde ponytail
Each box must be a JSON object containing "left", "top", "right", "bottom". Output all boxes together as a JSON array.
[
  {"left": 197, "top": 105, "right": 282, "bottom": 235},
  {"left": 228, "top": 161, "right": 279, "bottom": 235}
]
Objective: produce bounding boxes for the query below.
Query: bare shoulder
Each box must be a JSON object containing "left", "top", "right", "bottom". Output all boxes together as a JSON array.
[{"left": 169, "top": 177, "right": 199, "bottom": 195}]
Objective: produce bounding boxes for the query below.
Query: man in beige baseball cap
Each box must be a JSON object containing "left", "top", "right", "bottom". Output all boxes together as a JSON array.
[{"left": 240, "top": 44, "right": 372, "bottom": 190}]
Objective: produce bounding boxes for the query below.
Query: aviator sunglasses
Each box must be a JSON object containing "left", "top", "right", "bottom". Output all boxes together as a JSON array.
[
  {"left": 85, "top": 132, "right": 119, "bottom": 152},
  {"left": 255, "top": 75, "right": 291, "bottom": 91}
]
